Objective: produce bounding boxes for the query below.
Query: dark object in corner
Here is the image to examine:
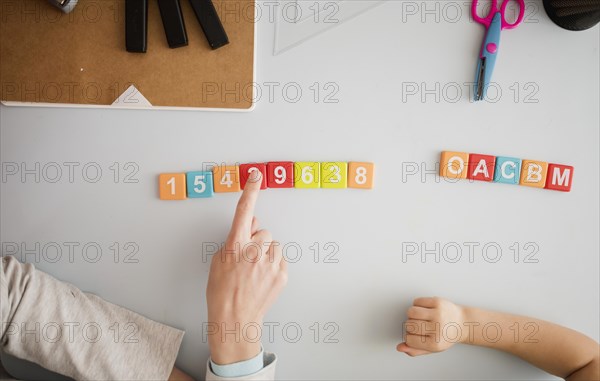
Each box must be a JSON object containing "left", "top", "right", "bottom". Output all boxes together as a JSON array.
[
  {"left": 543, "top": 0, "right": 600, "bottom": 31},
  {"left": 157, "top": 0, "right": 189, "bottom": 48},
  {"left": 189, "top": 0, "right": 229, "bottom": 49},
  {"left": 47, "top": 0, "right": 78, "bottom": 13},
  {"left": 126, "top": 0, "right": 148, "bottom": 53}
]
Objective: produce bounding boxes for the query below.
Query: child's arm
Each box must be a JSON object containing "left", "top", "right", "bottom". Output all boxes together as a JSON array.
[{"left": 397, "top": 297, "right": 600, "bottom": 381}]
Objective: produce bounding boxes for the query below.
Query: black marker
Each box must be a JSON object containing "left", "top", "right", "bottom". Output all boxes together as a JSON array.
[
  {"left": 189, "top": 0, "right": 229, "bottom": 49},
  {"left": 157, "top": 0, "right": 189, "bottom": 48},
  {"left": 126, "top": 0, "right": 148, "bottom": 53}
]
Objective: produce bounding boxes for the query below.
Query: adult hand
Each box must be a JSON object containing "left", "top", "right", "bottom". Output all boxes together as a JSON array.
[{"left": 206, "top": 171, "right": 288, "bottom": 365}]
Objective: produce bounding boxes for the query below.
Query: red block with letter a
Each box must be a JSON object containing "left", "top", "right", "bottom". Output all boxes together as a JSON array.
[
  {"left": 545, "top": 164, "right": 574, "bottom": 192},
  {"left": 467, "top": 154, "right": 496, "bottom": 181},
  {"left": 266, "top": 161, "right": 294, "bottom": 188},
  {"left": 239, "top": 163, "right": 268, "bottom": 190}
]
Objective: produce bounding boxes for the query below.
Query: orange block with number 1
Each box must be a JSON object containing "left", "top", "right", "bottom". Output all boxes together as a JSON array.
[
  {"left": 348, "top": 162, "right": 375, "bottom": 189},
  {"left": 213, "top": 165, "right": 241, "bottom": 193},
  {"left": 159, "top": 173, "right": 187, "bottom": 200}
]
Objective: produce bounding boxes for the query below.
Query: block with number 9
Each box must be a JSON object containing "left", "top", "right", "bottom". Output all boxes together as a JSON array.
[
  {"left": 267, "top": 161, "right": 294, "bottom": 188},
  {"left": 240, "top": 163, "right": 268, "bottom": 190},
  {"left": 348, "top": 162, "right": 374, "bottom": 189},
  {"left": 294, "top": 162, "right": 320, "bottom": 189},
  {"left": 159, "top": 173, "right": 187, "bottom": 200},
  {"left": 212, "top": 165, "right": 241, "bottom": 193},
  {"left": 186, "top": 171, "right": 214, "bottom": 198},
  {"left": 321, "top": 162, "right": 347, "bottom": 188}
]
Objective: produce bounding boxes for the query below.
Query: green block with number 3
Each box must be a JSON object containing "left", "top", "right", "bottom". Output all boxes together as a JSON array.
[
  {"left": 321, "top": 162, "right": 347, "bottom": 189},
  {"left": 294, "top": 162, "right": 321, "bottom": 189},
  {"left": 186, "top": 171, "right": 214, "bottom": 198}
]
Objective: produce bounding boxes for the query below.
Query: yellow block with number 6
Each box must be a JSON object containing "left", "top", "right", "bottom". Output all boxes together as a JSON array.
[
  {"left": 321, "top": 162, "right": 347, "bottom": 189},
  {"left": 294, "top": 162, "right": 321, "bottom": 188}
]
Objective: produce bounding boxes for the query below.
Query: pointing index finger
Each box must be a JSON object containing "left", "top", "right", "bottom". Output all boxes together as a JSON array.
[{"left": 231, "top": 170, "right": 262, "bottom": 237}]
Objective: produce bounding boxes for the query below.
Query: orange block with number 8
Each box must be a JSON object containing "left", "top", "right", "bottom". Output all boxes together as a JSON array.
[
  {"left": 159, "top": 173, "right": 187, "bottom": 200},
  {"left": 213, "top": 165, "right": 241, "bottom": 193},
  {"left": 348, "top": 162, "right": 375, "bottom": 189}
]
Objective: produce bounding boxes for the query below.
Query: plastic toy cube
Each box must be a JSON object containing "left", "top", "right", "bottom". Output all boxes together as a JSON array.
[
  {"left": 267, "top": 162, "right": 294, "bottom": 188},
  {"left": 294, "top": 162, "right": 320, "bottom": 189},
  {"left": 545, "top": 163, "right": 574, "bottom": 192},
  {"left": 159, "top": 173, "right": 187, "bottom": 200},
  {"left": 519, "top": 160, "right": 548, "bottom": 188},
  {"left": 467, "top": 154, "right": 496, "bottom": 182},
  {"left": 240, "top": 163, "right": 268, "bottom": 190},
  {"left": 493, "top": 156, "right": 522, "bottom": 185},
  {"left": 186, "top": 171, "right": 214, "bottom": 198},
  {"left": 348, "top": 162, "right": 375, "bottom": 189},
  {"left": 213, "top": 165, "right": 241, "bottom": 193},
  {"left": 321, "top": 162, "right": 348, "bottom": 189},
  {"left": 440, "top": 151, "right": 469, "bottom": 180}
]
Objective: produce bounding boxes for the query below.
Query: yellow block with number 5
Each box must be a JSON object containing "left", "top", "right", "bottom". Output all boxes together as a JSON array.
[
  {"left": 294, "top": 162, "right": 321, "bottom": 188},
  {"left": 321, "top": 162, "right": 347, "bottom": 189}
]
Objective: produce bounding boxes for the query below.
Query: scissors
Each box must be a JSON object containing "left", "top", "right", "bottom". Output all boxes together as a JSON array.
[{"left": 472, "top": 0, "right": 525, "bottom": 101}]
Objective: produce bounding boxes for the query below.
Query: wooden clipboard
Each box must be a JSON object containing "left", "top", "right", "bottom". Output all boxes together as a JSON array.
[{"left": 0, "top": 0, "right": 255, "bottom": 110}]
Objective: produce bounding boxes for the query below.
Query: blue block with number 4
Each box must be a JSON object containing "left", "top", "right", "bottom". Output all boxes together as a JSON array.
[{"left": 186, "top": 171, "right": 214, "bottom": 198}]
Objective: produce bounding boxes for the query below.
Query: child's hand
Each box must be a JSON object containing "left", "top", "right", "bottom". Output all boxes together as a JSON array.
[
  {"left": 396, "top": 297, "right": 465, "bottom": 357},
  {"left": 206, "top": 172, "right": 288, "bottom": 365}
]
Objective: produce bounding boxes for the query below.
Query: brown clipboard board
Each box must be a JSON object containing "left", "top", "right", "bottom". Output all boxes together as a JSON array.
[{"left": 0, "top": 0, "right": 255, "bottom": 110}]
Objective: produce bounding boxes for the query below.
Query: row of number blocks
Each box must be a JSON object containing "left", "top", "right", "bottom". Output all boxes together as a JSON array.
[
  {"left": 159, "top": 162, "right": 375, "bottom": 200},
  {"left": 440, "top": 151, "right": 573, "bottom": 192}
]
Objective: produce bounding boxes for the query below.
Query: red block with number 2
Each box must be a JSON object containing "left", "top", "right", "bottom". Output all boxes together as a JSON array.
[
  {"left": 266, "top": 162, "right": 294, "bottom": 188},
  {"left": 240, "top": 163, "right": 268, "bottom": 190}
]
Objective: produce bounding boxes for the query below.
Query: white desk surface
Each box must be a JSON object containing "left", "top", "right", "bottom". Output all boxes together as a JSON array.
[{"left": 1, "top": 1, "right": 599, "bottom": 379}]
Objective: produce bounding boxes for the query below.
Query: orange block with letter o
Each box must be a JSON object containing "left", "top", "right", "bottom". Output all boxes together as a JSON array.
[{"left": 440, "top": 151, "right": 469, "bottom": 180}]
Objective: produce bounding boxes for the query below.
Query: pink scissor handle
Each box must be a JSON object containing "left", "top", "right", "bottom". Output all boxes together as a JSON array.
[
  {"left": 500, "top": 0, "right": 525, "bottom": 29},
  {"left": 471, "top": 0, "right": 497, "bottom": 28},
  {"left": 472, "top": 0, "right": 525, "bottom": 29}
]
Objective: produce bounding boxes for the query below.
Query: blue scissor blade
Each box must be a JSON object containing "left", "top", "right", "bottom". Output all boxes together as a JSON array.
[{"left": 474, "top": 12, "right": 502, "bottom": 101}]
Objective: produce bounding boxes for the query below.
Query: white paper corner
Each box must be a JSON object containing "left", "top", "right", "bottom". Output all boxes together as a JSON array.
[{"left": 111, "top": 85, "right": 153, "bottom": 108}]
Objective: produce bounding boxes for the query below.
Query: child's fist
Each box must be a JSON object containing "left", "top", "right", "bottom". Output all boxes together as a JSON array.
[{"left": 397, "top": 297, "right": 465, "bottom": 357}]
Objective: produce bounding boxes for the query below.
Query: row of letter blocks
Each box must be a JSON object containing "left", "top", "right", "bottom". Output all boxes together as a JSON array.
[
  {"left": 159, "top": 162, "right": 375, "bottom": 200},
  {"left": 440, "top": 151, "right": 573, "bottom": 192}
]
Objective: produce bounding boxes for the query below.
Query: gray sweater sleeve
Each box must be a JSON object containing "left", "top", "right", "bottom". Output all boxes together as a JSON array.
[{"left": 0, "top": 256, "right": 184, "bottom": 381}]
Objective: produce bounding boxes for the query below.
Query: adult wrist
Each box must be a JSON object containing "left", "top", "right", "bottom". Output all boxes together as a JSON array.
[
  {"left": 209, "top": 339, "right": 262, "bottom": 365},
  {"left": 210, "top": 346, "right": 265, "bottom": 378}
]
